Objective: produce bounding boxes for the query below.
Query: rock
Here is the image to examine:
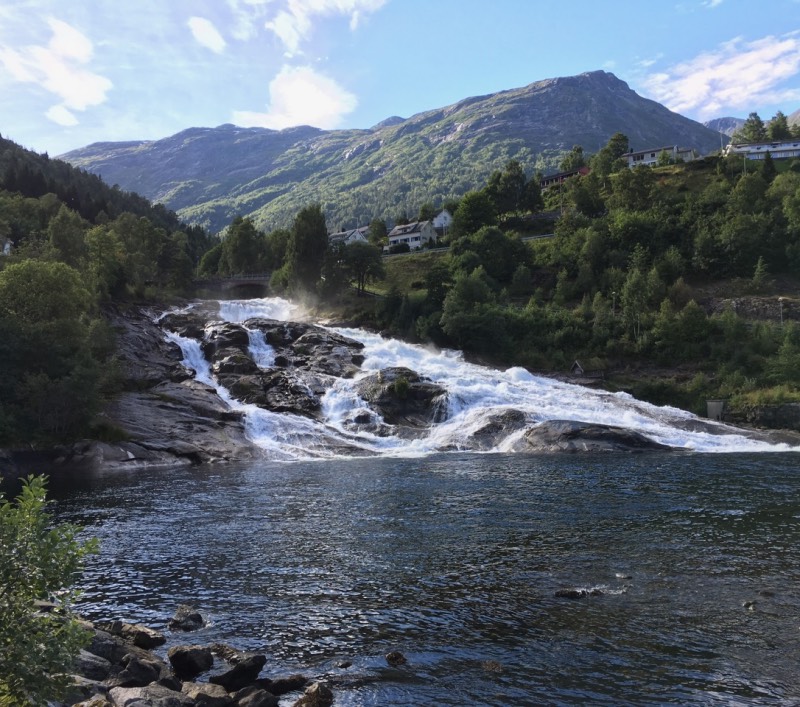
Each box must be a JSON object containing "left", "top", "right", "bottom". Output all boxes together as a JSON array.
[
  {"left": 385, "top": 651, "right": 407, "bottom": 667},
  {"left": 61, "top": 675, "right": 107, "bottom": 705},
  {"left": 202, "top": 323, "right": 251, "bottom": 359},
  {"left": 212, "top": 350, "right": 260, "bottom": 376},
  {"left": 221, "top": 370, "right": 321, "bottom": 419},
  {"left": 160, "top": 310, "right": 208, "bottom": 340},
  {"left": 167, "top": 645, "right": 214, "bottom": 680},
  {"left": 291, "top": 682, "right": 333, "bottom": 707},
  {"left": 209, "top": 654, "right": 267, "bottom": 692},
  {"left": 109, "top": 683, "right": 195, "bottom": 706},
  {"left": 168, "top": 605, "right": 206, "bottom": 632},
  {"left": 231, "top": 686, "right": 279, "bottom": 707},
  {"left": 72, "top": 696, "right": 113, "bottom": 707},
  {"left": 554, "top": 587, "right": 605, "bottom": 599},
  {"left": 513, "top": 420, "right": 675, "bottom": 453},
  {"left": 101, "top": 620, "right": 167, "bottom": 650},
  {"left": 466, "top": 409, "right": 528, "bottom": 450},
  {"left": 356, "top": 367, "right": 448, "bottom": 427},
  {"left": 74, "top": 648, "right": 114, "bottom": 681},
  {"left": 264, "top": 674, "right": 307, "bottom": 696},
  {"left": 481, "top": 660, "right": 504, "bottom": 673},
  {"left": 108, "top": 653, "right": 166, "bottom": 688},
  {"left": 181, "top": 682, "right": 233, "bottom": 707}
]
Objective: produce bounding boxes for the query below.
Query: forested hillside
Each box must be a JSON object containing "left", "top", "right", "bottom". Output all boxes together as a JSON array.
[
  {"left": 62, "top": 71, "right": 724, "bottom": 233},
  {"left": 0, "top": 135, "right": 214, "bottom": 446}
]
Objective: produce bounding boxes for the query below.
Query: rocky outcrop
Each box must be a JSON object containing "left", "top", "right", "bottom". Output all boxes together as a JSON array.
[
  {"left": 512, "top": 420, "right": 676, "bottom": 453},
  {"left": 463, "top": 409, "right": 529, "bottom": 450},
  {"left": 355, "top": 367, "right": 448, "bottom": 427}
]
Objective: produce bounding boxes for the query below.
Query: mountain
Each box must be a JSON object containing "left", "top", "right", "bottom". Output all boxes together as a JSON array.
[
  {"left": 62, "top": 70, "right": 724, "bottom": 233},
  {"left": 704, "top": 117, "right": 745, "bottom": 138}
]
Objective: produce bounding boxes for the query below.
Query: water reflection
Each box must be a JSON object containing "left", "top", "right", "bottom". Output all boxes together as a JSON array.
[{"left": 48, "top": 452, "right": 800, "bottom": 705}]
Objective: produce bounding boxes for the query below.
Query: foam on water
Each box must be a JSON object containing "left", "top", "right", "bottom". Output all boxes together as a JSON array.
[{"left": 165, "top": 297, "right": 799, "bottom": 459}]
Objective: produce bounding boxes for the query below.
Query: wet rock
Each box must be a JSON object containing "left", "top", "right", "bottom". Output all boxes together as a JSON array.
[
  {"left": 222, "top": 370, "right": 321, "bottom": 418},
  {"left": 231, "top": 686, "right": 279, "bottom": 707},
  {"left": 212, "top": 350, "right": 260, "bottom": 376},
  {"left": 466, "top": 409, "right": 529, "bottom": 450},
  {"left": 385, "top": 651, "right": 407, "bottom": 667},
  {"left": 160, "top": 310, "right": 207, "bottom": 340},
  {"left": 481, "top": 660, "right": 504, "bottom": 673},
  {"left": 167, "top": 645, "right": 214, "bottom": 680},
  {"left": 101, "top": 620, "right": 167, "bottom": 650},
  {"left": 554, "top": 587, "right": 605, "bottom": 599},
  {"left": 168, "top": 605, "right": 206, "bottom": 632},
  {"left": 264, "top": 674, "right": 307, "bottom": 696},
  {"left": 356, "top": 368, "right": 448, "bottom": 427},
  {"left": 291, "top": 682, "right": 333, "bottom": 707},
  {"left": 209, "top": 654, "right": 267, "bottom": 692},
  {"left": 513, "top": 420, "right": 676, "bottom": 453},
  {"left": 202, "top": 323, "right": 251, "bottom": 359},
  {"left": 290, "top": 330, "right": 365, "bottom": 378},
  {"left": 181, "top": 681, "right": 232, "bottom": 707}
]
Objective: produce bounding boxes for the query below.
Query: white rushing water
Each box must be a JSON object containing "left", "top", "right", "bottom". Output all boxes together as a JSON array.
[{"left": 165, "top": 297, "right": 798, "bottom": 459}]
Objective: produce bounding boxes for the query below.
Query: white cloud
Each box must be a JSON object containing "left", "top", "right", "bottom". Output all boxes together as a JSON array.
[
  {"left": 703, "top": 0, "right": 724, "bottom": 7},
  {"left": 0, "top": 17, "right": 111, "bottom": 125},
  {"left": 642, "top": 33, "right": 800, "bottom": 119},
  {"left": 233, "top": 64, "right": 357, "bottom": 129},
  {"left": 265, "top": 0, "right": 387, "bottom": 54},
  {"left": 45, "top": 104, "right": 78, "bottom": 126},
  {"left": 188, "top": 16, "right": 227, "bottom": 53}
]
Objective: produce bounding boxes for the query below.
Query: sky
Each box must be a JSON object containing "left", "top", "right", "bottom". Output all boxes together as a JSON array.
[{"left": 1, "top": 0, "right": 800, "bottom": 156}]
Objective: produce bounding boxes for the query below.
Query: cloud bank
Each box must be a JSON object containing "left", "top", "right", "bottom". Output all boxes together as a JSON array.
[
  {"left": 643, "top": 32, "right": 800, "bottom": 119},
  {"left": 0, "top": 17, "right": 112, "bottom": 126},
  {"left": 233, "top": 64, "right": 357, "bottom": 129}
]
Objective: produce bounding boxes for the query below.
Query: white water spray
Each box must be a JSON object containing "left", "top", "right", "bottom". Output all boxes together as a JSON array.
[{"left": 165, "top": 297, "right": 798, "bottom": 459}]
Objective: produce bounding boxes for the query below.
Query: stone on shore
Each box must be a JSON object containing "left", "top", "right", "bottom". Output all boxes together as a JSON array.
[
  {"left": 167, "top": 644, "right": 214, "bottom": 680},
  {"left": 291, "top": 682, "right": 333, "bottom": 707},
  {"left": 168, "top": 604, "right": 206, "bottom": 632},
  {"left": 512, "top": 420, "right": 676, "bottom": 453}
]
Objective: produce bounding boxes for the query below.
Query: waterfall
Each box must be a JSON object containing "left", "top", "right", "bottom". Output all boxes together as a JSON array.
[{"left": 165, "top": 297, "right": 798, "bottom": 460}]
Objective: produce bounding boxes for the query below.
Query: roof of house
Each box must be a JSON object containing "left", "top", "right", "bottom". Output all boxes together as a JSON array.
[
  {"left": 388, "top": 220, "right": 432, "bottom": 238},
  {"left": 328, "top": 226, "right": 370, "bottom": 243}
]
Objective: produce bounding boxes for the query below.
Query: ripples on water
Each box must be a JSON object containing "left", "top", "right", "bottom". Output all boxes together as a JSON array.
[{"left": 48, "top": 452, "right": 800, "bottom": 705}]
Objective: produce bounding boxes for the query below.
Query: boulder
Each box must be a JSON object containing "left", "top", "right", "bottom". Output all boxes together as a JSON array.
[
  {"left": 512, "top": 420, "right": 675, "bottom": 453},
  {"left": 159, "top": 311, "right": 208, "bottom": 340},
  {"left": 221, "top": 370, "right": 321, "bottom": 419},
  {"left": 212, "top": 350, "right": 260, "bottom": 376},
  {"left": 263, "top": 674, "right": 307, "bottom": 696},
  {"left": 109, "top": 683, "right": 195, "bottom": 707},
  {"left": 101, "top": 621, "right": 166, "bottom": 650},
  {"left": 291, "top": 682, "right": 333, "bottom": 707},
  {"left": 168, "top": 605, "right": 206, "bottom": 632},
  {"left": 554, "top": 587, "right": 605, "bottom": 599},
  {"left": 385, "top": 651, "right": 407, "bottom": 667},
  {"left": 355, "top": 368, "right": 448, "bottom": 427},
  {"left": 74, "top": 648, "right": 114, "bottom": 681},
  {"left": 181, "top": 682, "right": 232, "bottom": 707},
  {"left": 290, "top": 330, "right": 365, "bottom": 378},
  {"left": 465, "top": 409, "right": 529, "bottom": 450},
  {"left": 231, "top": 686, "right": 279, "bottom": 707},
  {"left": 209, "top": 654, "right": 267, "bottom": 692},
  {"left": 201, "top": 323, "right": 251, "bottom": 359},
  {"left": 107, "top": 652, "right": 166, "bottom": 688},
  {"left": 167, "top": 645, "right": 214, "bottom": 680}
]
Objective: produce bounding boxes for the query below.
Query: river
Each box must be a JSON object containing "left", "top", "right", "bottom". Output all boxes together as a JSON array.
[{"left": 45, "top": 297, "right": 800, "bottom": 704}]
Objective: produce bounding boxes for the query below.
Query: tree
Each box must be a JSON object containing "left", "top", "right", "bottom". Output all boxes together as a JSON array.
[
  {"left": 559, "top": 145, "right": 586, "bottom": 172},
  {"left": 0, "top": 260, "right": 90, "bottom": 325},
  {"left": 342, "top": 241, "right": 385, "bottom": 295},
  {"left": 451, "top": 190, "right": 496, "bottom": 238},
  {"left": 417, "top": 202, "right": 436, "bottom": 222},
  {"left": 761, "top": 151, "right": 777, "bottom": 183},
  {"left": 484, "top": 160, "right": 527, "bottom": 215},
  {"left": 0, "top": 476, "right": 97, "bottom": 705},
  {"left": 46, "top": 204, "right": 87, "bottom": 269},
  {"left": 733, "top": 112, "right": 767, "bottom": 143},
  {"left": 221, "top": 216, "right": 263, "bottom": 274},
  {"left": 367, "top": 217, "right": 388, "bottom": 246},
  {"left": 767, "top": 111, "right": 792, "bottom": 140},
  {"left": 286, "top": 204, "right": 328, "bottom": 293}
]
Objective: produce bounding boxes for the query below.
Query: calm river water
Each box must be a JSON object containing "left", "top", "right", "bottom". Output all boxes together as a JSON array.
[{"left": 49, "top": 452, "right": 800, "bottom": 706}]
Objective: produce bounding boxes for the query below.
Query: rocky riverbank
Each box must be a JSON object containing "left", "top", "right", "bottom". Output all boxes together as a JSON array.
[{"left": 50, "top": 602, "right": 387, "bottom": 706}]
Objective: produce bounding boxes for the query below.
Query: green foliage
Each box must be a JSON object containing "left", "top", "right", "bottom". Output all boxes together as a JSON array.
[
  {"left": 0, "top": 476, "right": 98, "bottom": 705},
  {"left": 559, "top": 145, "right": 586, "bottom": 172},
  {"left": 451, "top": 190, "right": 496, "bottom": 238},
  {"left": 733, "top": 112, "right": 767, "bottom": 143},
  {"left": 286, "top": 204, "right": 328, "bottom": 293}
]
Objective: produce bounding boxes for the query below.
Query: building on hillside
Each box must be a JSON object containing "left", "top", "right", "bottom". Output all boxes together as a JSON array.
[
  {"left": 626, "top": 145, "right": 697, "bottom": 168},
  {"left": 1, "top": 239, "right": 11, "bottom": 256},
  {"left": 539, "top": 166, "right": 590, "bottom": 189},
  {"left": 723, "top": 139, "right": 800, "bottom": 161},
  {"left": 432, "top": 209, "right": 453, "bottom": 237},
  {"left": 386, "top": 220, "right": 438, "bottom": 251},
  {"left": 328, "top": 226, "right": 370, "bottom": 247}
]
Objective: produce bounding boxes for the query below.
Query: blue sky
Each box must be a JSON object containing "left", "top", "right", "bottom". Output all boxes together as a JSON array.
[{"left": 1, "top": 0, "right": 799, "bottom": 156}]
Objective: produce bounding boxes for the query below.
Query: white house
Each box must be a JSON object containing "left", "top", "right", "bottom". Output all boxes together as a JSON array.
[
  {"left": 328, "top": 226, "right": 370, "bottom": 247},
  {"left": 1, "top": 239, "right": 11, "bottom": 256},
  {"left": 626, "top": 145, "right": 697, "bottom": 168},
  {"left": 432, "top": 209, "right": 453, "bottom": 236},
  {"left": 723, "top": 139, "right": 800, "bottom": 161},
  {"left": 386, "top": 220, "right": 438, "bottom": 250}
]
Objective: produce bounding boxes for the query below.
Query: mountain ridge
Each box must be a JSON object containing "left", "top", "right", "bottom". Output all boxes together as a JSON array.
[{"left": 62, "top": 70, "right": 725, "bottom": 232}]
